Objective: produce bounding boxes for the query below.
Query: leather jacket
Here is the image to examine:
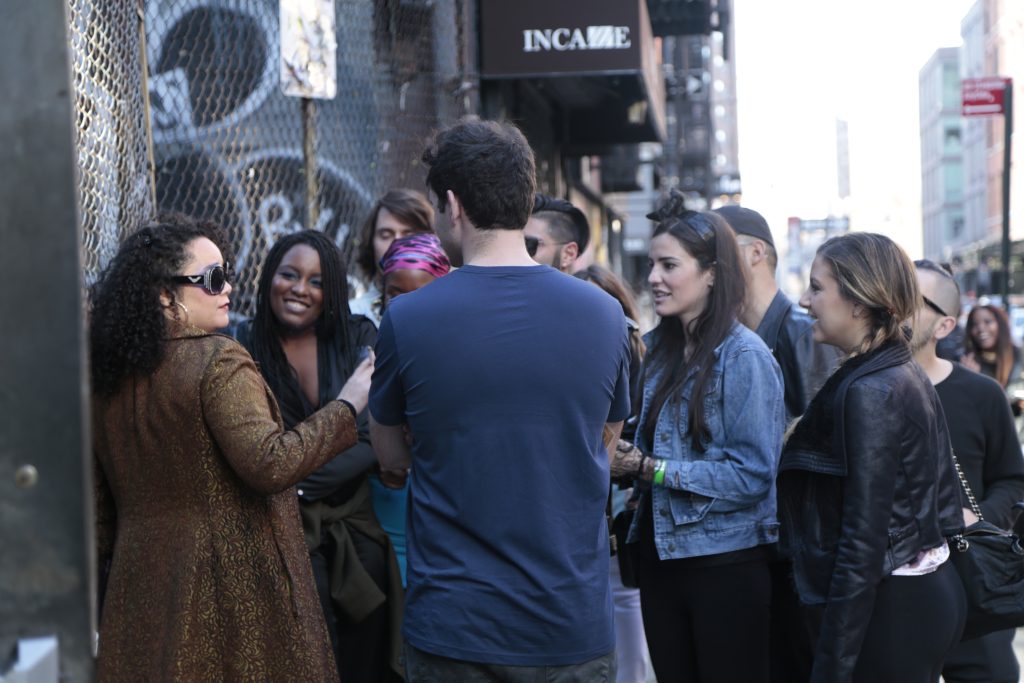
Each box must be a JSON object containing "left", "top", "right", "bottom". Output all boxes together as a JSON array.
[
  {"left": 755, "top": 290, "right": 842, "bottom": 420},
  {"left": 778, "top": 342, "right": 963, "bottom": 683}
]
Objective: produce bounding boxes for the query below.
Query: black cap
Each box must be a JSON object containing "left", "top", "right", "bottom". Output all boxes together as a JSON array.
[
  {"left": 714, "top": 205, "right": 775, "bottom": 249},
  {"left": 532, "top": 194, "right": 590, "bottom": 255}
]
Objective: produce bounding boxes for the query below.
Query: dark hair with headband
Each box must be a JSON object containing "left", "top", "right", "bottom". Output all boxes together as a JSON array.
[{"left": 642, "top": 197, "right": 746, "bottom": 452}]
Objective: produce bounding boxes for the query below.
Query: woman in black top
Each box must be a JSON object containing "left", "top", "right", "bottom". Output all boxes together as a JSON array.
[{"left": 235, "top": 230, "right": 403, "bottom": 682}]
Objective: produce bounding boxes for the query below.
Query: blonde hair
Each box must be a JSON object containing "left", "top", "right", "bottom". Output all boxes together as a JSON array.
[{"left": 816, "top": 232, "right": 919, "bottom": 355}]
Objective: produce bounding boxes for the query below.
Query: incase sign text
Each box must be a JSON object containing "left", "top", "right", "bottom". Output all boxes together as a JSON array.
[{"left": 522, "top": 26, "right": 631, "bottom": 52}]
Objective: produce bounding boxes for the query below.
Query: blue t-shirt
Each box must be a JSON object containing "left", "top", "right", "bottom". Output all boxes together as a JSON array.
[{"left": 369, "top": 264, "right": 631, "bottom": 666}]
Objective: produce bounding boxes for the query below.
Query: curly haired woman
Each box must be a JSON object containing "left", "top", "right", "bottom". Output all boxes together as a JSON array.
[{"left": 90, "top": 215, "right": 372, "bottom": 682}]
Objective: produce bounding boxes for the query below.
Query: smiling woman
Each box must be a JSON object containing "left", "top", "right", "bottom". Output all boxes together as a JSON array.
[
  {"left": 780, "top": 233, "right": 966, "bottom": 683},
  {"left": 234, "top": 229, "right": 404, "bottom": 681}
]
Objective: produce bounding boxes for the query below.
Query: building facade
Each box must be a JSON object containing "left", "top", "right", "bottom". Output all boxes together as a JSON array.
[{"left": 919, "top": 47, "right": 965, "bottom": 262}]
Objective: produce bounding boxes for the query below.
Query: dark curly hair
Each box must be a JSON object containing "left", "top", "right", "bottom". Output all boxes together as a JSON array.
[
  {"left": 248, "top": 230, "right": 356, "bottom": 415},
  {"left": 89, "top": 214, "right": 228, "bottom": 396},
  {"left": 354, "top": 189, "right": 434, "bottom": 281},
  {"left": 422, "top": 117, "right": 536, "bottom": 231}
]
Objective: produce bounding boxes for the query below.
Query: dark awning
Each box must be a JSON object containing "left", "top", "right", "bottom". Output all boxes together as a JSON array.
[
  {"left": 479, "top": 0, "right": 665, "bottom": 148},
  {"left": 646, "top": 0, "right": 713, "bottom": 37}
]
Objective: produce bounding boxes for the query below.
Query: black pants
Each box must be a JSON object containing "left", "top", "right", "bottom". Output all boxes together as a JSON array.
[
  {"left": 403, "top": 643, "right": 616, "bottom": 683},
  {"left": 805, "top": 560, "right": 966, "bottom": 683},
  {"left": 768, "top": 558, "right": 812, "bottom": 683},
  {"left": 942, "top": 628, "right": 1019, "bottom": 683},
  {"left": 309, "top": 526, "right": 392, "bottom": 683},
  {"left": 634, "top": 549, "right": 771, "bottom": 683}
]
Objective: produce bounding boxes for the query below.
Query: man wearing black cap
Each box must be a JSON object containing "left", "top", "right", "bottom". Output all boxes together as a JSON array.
[
  {"left": 715, "top": 204, "right": 841, "bottom": 683},
  {"left": 715, "top": 205, "right": 839, "bottom": 420},
  {"left": 525, "top": 194, "right": 590, "bottom": 273}
]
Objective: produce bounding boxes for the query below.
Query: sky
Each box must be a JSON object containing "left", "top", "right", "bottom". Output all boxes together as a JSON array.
[{"left": 732, "top": 0, "right": 977, "bottom": 260}]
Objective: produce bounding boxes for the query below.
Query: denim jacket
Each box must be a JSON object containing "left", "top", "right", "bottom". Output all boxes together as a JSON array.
[{"left": 627, "top": 322, "right": 785, "bottom": 559}]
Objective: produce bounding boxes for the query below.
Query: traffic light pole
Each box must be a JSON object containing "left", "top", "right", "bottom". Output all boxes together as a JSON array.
[{"left": 1002, "top": 81, "right": 1013, "bottom": 310}]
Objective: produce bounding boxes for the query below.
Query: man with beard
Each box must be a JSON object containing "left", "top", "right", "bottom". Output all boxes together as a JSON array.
[
  {"left": 525, "top": 194, "right": 589, "bottom": 273},
  {"left": 912, "top": 259, "right": 1024, "bottom": 683}
]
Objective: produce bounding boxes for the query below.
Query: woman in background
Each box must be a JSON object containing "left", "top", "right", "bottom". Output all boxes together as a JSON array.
[
  {"left": 91, "top": 216, "right": 371, "bottom": 681},
  {"left": 962, "top": 303, "right": 1020, "bottom": 390},
  {"left": 236, "top": 229, "right": 403, "bottom": 682},
  {"left": 349, "top": 189, "right": 434, "bottom": 326},
  {"left": 369, "top": 232, "right": 451, "bottom": 586}
]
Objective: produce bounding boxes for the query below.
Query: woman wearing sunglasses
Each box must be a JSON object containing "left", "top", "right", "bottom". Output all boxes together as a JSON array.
[
  {"left": 235, "top": 229, "right": 404, "bottom": 682},
  {"left": 778, "top": 233, "right": 965, "bottom": 682},
  {"left": 89, "top": 215, "right": 372, "bottom": 682},
  {"left": 610, "top": 200, "right": 785, "bottom": 682}
]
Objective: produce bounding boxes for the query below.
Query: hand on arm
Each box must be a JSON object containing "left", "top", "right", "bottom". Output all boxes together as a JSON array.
[{"left": 203, "top": 343, "right": 359, "bottom": 494}]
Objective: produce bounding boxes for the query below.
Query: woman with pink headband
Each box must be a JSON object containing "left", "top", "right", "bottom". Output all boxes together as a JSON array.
[
  {"left": 379, "top": 233, "right": 452, "bottom": 309},
  {"left": 370, "top": 232, "right": 451, "bottom": 587}
]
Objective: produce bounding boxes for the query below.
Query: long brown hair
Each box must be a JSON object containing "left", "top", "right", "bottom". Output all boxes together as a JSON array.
[
  {"left": 966, "top": 304, "right": 1016, "bottom": 387},
  {"left": 354, "top": 189, "right": 434, "bottom": 280},
  {"left": 642, "top": 210, "right": 745, "bottom": 451}
]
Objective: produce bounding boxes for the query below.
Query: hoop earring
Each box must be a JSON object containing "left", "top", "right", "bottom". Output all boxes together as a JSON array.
[{"left": 172, "top": 301, "right": 190, "bottom": 324}]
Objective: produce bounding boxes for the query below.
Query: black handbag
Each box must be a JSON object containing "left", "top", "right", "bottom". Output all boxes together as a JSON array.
[{"left": 948, "top": 449, "right": 1024, "bottom": 641}]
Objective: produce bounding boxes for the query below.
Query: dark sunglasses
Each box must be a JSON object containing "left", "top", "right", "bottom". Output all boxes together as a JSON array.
[
  {"left": 525, "top": 235, "right": 539, "bottom": 257},
  {"left": 172, "top": 263, "right": 230, "bottom": 295},
  {"left": 922, "top": 295, "right": 950, "bottom": 318}
]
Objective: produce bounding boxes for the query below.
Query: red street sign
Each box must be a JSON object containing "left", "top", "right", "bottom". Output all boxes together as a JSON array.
[{"left": 962, "top": 77, "right": 1012, "bottom": 117}]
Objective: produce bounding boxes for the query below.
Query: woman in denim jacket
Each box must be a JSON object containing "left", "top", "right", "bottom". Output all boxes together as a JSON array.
[{"left": 611, "top": 204, "right": 784, "bottom": 682}]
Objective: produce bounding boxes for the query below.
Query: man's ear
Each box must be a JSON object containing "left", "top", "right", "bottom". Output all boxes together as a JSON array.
[
  {"left": 748, "top": 239, "right": 767, "bottom": 267},
  {"left": 446, "top": 190, "right": 462, "bottom": 224},
  {"left": 932, "top": 314, "right": 958, "bottom": 342},
  {"left": 561, "top": 241, "right": 579, "bottom": 268}
]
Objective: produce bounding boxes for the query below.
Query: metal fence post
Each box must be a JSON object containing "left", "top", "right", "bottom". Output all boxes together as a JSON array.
[{"left": 0, "top": 1, "right": 95, "bottom": 681}]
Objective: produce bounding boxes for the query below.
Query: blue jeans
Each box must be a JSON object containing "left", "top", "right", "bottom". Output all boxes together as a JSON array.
[{"left": 403, "top": 643, "right": 616, "bottom": 683}]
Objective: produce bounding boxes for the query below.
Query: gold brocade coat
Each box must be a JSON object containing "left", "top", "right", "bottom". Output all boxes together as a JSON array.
[{"left": 93, "top": 325, "right": 357, "bottom": 682}]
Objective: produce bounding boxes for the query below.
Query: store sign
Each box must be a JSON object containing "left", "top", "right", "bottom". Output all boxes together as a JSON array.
[
  {"left": 522, "top": 26, "right": 632, "bottom": 53},
  {"left": 481, "top": 0, "right": 644, "bottom": 77}
]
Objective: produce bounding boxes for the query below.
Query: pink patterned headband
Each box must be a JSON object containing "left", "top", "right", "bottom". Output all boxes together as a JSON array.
[{"left": 380, "top": 233, "right": 451, "bottom": 279}]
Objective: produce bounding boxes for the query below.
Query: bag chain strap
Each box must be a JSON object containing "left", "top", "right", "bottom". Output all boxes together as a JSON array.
[
  {"left": 950, "top": 448, "right": 984, "bottom": 521},
  {"left": 950, "top": 448, "right": 983, "bottom": 552}
]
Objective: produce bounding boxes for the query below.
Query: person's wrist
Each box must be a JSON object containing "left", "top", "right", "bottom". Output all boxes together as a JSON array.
[
  {"left": 335, "top": 398, "right": 357, "bottom": 420},
  {"left": 635, "top": 455, "right": 648, "bottom": 479},
  {"left": 652, "top": 459, "right": 667, "bottom": 486}
]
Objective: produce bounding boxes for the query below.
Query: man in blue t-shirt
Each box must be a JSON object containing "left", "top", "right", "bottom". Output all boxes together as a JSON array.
[{"left": 369, "top": 118, "right": 631, "bottom": 681}]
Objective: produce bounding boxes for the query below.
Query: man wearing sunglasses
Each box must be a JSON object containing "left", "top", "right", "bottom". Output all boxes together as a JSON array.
[
  {"left": 524, "top": 194, "right": 590, "bottom": 273},
  {"left": 911, "top": 259, "right": 1024, "bottom": 683}
]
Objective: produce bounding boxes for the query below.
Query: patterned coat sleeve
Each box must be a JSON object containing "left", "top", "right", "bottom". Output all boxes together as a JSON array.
[{"left": 200, "top": 342, "right": 359, "bottom": 495}]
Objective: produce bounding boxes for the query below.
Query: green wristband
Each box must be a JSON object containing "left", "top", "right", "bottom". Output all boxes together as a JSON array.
[{"left": 653, "top": 459, "right": 667, "bottom": 486}]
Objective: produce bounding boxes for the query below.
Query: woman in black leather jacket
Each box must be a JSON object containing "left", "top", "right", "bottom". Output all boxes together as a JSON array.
[{"left": 778, "top": 232, "right": 966, "bottom": 683}]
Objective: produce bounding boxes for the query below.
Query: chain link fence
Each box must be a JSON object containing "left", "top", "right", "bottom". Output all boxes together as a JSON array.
[
  {"left": 69, "top": 0, "right": 476, "bottom": 314},
  {"left": 68, "top": 0, "right": 155, "bottom": 285}
]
